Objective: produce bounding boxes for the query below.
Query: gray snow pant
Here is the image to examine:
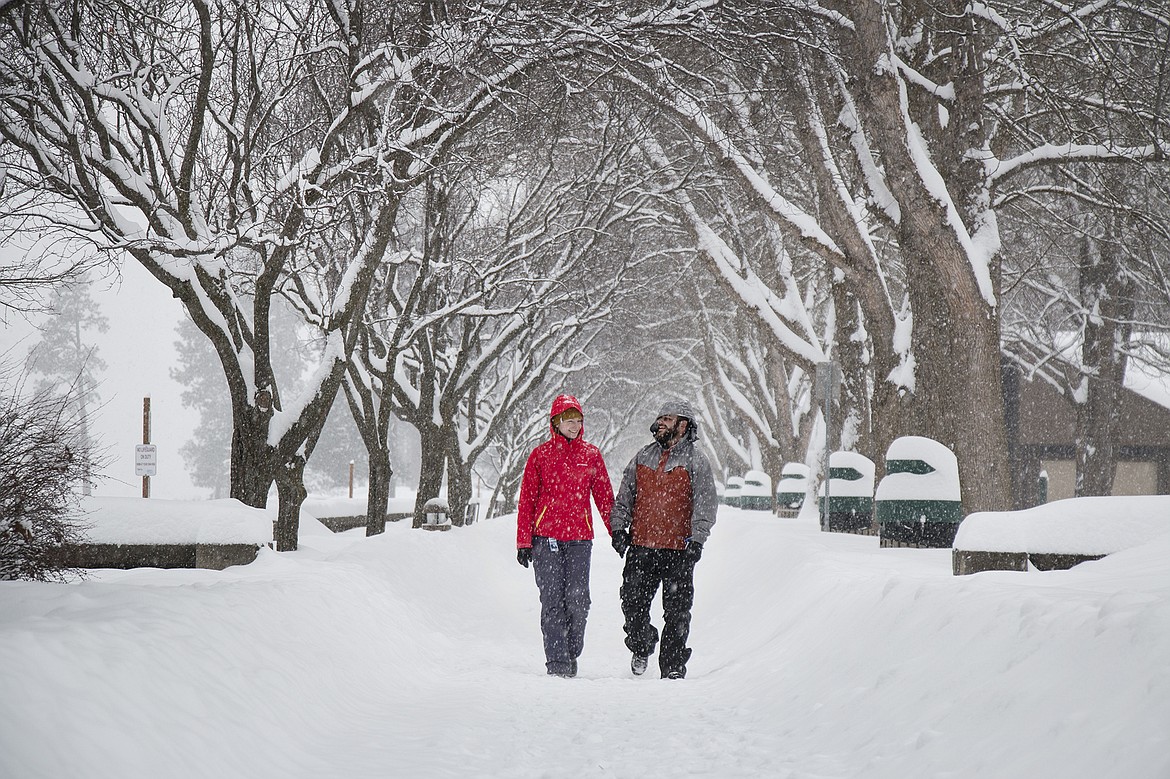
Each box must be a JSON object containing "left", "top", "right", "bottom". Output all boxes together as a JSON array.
[
  {"left": 531, "top": 536, "right": 593, "bottom": 675},
  {"left": 620, "top": 545, "right": 695, "bottom": 677}
]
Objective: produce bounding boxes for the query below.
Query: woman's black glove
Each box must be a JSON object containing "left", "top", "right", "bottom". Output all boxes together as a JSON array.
[
  {"left": 516, "top": 547, "right": 533, "bottom": 568},
  {"left": 684, "top": 541, "right": 703, "bottom": 563},
  {"left": 611, "top": 529, "right": 631, "bottom": 558}
]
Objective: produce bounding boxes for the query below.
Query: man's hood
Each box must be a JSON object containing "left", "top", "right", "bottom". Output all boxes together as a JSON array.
[{"left": 649, "top": 399, "right": 699, "bottom": 442}]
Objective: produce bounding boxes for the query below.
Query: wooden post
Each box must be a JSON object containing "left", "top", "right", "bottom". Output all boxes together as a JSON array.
[
  {"left": 348, "top": 460, "right": 355, "bottom": 499},
  {"left": 142, "top": 396, "right": 151, "bottom": 498}
]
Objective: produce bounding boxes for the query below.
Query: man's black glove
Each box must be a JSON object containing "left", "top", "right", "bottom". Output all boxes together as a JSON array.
[
  {"left": 516, "top": 547, "right": 533, "bottom": 568},
  {"left": 611, "top": 529, "right": 630, "bottom": 558},
  {"left": 685, "top": 541, "right": 703, "bottom": 563}
]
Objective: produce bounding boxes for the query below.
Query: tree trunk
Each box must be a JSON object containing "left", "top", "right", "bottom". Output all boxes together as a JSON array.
[
  {"left": 230, "top": 411, "right": 273, "bottom": 508},
  {"left": 272, "top": 456, "right": 306, "bottom": 552},
  {"left": 413, "top": 423, "right": 446, "bottom": 528},
  {"left": 906, "top": 260, "right": 1012, "bottom": 513},
  {"left": 365, "top": 447, "right": 393, "bottom": 536},
  {"left": 491, "top": 467, "right": 524, "bottom": 518},
  {"left": 446, "top": 449, "right": 473, "bottom": 528},
  {"left": 1075, "top": 223, "right": 1133, "bottom": 496},
  {"left": 842, "top": 0, "right": 1013, "bottom": 514}
]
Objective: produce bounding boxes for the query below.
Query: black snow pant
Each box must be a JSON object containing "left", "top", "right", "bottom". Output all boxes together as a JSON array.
[
  {"left": 532, "top": 536, "right": 593, "bottom": 675},
  {"left": 620, "top": 545, "right": 695, "bottom": 678}
]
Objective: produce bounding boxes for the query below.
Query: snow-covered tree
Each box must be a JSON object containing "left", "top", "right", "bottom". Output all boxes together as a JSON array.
[
  {"left": 346, "top": 114, "right": 647, "bottom": 531},
  {"left": 0, "top": 1, "right": 717, "bottom": 547},
  {"left": 24, "top": 280, "right": 107, "bottom": 495},
  {"left": 591, "top": 0, "right": 1170, "bottom": 512}
]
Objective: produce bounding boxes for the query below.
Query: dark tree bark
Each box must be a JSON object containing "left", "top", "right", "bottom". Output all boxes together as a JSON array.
[
  {"left": 413, "top": 422, "right": 446, "bottom": 528},
  {"left": 1076, "top": 216, "right": 1135, "bottom": 496}
]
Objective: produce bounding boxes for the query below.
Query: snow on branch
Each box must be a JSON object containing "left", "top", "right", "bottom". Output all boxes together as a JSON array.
[{"left": 991, "top": 141, "right": 1170, "bottom": 184}]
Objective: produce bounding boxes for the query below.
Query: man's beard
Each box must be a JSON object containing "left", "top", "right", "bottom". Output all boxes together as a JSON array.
[{"left": 654, "top": 423, "right": 677, "bottom": 447}]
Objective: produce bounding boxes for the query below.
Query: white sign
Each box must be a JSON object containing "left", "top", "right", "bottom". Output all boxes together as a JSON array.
[{"left": 135, "top": 444, "right": 158, "bottom": 477}]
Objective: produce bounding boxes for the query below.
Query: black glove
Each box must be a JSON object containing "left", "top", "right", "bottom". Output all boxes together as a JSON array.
[
  {"left": 685, "top": 541, "right": 703, "bottom": 563},
  {"left": 611, "top": 529, "right": 630, "bottom": 558},
  {"left": 517, "top": 547, "right": 533, "bottom": 568}
]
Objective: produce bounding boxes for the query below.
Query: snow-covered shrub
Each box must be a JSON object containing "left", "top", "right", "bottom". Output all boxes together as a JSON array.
[{"left": 0, "top": 370, "right": 96, "bottom": 580}]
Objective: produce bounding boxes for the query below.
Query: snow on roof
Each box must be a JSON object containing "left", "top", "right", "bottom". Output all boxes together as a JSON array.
[
  {"left": 79, "top": 497, "right": 274, "bottom": 545},
  {"left": 1125, "top": 359, "right": 1170, "bottom": 412},
  {"left": 954, "top": 495, "right": 1170, "bottom": 555},
  {"left": 1019, "top": 331, "right": 1170, "bottom": 411}
]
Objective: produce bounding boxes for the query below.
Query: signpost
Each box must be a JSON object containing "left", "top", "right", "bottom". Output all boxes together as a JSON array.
[
  {"left": 137, "top": 396, "right": 155, "bottom": 497},
  {"left": 815, "top": 361, "right": 841, "bottom": 532},
  {"left": 135, "top": 444, "right": 158, "bottom": 477}
]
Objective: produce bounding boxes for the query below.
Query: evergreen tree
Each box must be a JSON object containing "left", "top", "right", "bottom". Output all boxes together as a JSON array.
[
  {"left": 24, "top": 281, "right": 107, "bottom": 495},
  {"left": 171, "top": 316, "right": 232, "bottom": 498}
]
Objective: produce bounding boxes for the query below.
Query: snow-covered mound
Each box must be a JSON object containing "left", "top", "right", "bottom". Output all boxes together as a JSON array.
[
  {"left": 955, "top": 495, "right": 1170, "bottom": 554},
  {"left": 2, "top": 505, "right": 1167, "bottom": 778},
  {"left": 79, "top": 496, "right": 273, "bottom": 545}
]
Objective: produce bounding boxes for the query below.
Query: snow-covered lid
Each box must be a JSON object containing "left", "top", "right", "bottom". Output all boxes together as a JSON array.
[
  {"left": 724, "top": 476, "right": 744, "bottom": 494},
  {"left": 777, "top": 463, "right": 810, "bottom": 493},
  {"left": 741, "top": 470, "right": 772, "bottom": 496},
  {"left": 819, "top": 451, "right": 875, "bottom": 498},
  {"left": 954, "top": 495, "right": 1170, "bottom": 555},
  {"left": 874, "top": 436, "right": 961, "bottom": 501}
]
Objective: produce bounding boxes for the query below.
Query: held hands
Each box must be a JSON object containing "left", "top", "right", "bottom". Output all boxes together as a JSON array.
[
  {"left": 611, "top": 529, "right": 630, "bottom": 558},
  {"left": 516, "top": 547, "right": 533, "bottom": 568},
  {"left": 685, "top": 540, "right": 703, "bottom": 563}
]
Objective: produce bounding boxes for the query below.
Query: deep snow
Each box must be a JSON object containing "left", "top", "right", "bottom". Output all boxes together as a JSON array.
[{"left": 2, "top": 506, "right": 1168, "bottom": 778}]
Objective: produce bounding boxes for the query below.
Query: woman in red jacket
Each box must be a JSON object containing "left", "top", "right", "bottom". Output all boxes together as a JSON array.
[{"left": 516, "top": 394, "right": 615, "bottom": 677}]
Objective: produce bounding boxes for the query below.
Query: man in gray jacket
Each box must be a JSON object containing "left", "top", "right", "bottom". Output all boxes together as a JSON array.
[{"left": 610, "top": 399, "right": 719, "bottom": 679}]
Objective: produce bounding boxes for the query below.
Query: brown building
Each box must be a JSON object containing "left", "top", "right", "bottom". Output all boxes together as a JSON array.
[{"left": 1003, "top": 364, "right": 1170, "bottom": 509}]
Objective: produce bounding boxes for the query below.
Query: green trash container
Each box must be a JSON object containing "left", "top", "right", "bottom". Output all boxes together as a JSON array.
[
  {"left": 723, "top": 476, "right": 744, "bottom": 508},
  {"left": 875, "top": 436, "right": 964, "bottom": 548},
  {"left": 818, "top": 452, "right": 875, "bottom": 534},
  {"left": 775, "top": 463, "right": 810, "bottom": 516},
  {"left": 741, "top": 470, "right": 773, "bottom": 511}
]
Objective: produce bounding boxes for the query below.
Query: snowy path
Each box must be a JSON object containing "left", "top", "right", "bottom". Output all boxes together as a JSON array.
[{"left": 2, "top": 509, "right": 1168, "bottom": 778}]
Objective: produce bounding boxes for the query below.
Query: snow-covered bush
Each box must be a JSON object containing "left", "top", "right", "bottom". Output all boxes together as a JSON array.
[{"left": 0, "top": 370, "right": 96, "bottom": 580}]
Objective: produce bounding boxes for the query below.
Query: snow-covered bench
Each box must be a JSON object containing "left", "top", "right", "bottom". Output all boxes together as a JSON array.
[
  {"left": 302, "top": 496, "right": 414, "bottom": 532},
  {"left": 952, "top": 495, "right": 1170, "bottom": 575},
  {"left": 54, "top": 497, "right": 272, "bottom": 571}
]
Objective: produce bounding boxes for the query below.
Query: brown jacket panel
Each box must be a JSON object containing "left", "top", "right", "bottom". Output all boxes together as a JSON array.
[{"left": 631, "top": 462, "right": 693, "bottom": 549}]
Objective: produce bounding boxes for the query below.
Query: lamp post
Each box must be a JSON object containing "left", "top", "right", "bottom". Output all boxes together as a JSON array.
[{"left": 815, "top": 361, "right": 840, "bottom": 531}]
